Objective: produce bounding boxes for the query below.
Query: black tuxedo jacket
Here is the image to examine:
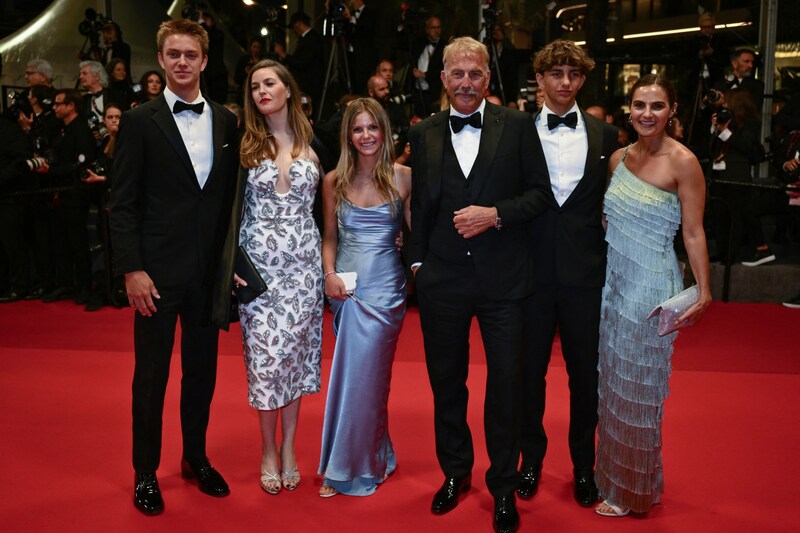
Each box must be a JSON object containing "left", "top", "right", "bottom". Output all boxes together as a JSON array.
[
  {"left": 409, "top": 102, "right": 549, "bottom": 301},
  {"left": 406, "top": 38, "right": 445, "bottom": 97},
  {"left": 110, "top": 94, "right": 238, "bottom": 296},
  {"left": 528, "top": 110, "right": 618, "bottom": 288}
]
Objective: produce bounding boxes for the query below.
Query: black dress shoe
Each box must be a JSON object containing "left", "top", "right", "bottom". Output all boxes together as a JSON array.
[
  {"left": 23, "top": 287, "right": 45, "bottom": 300},
  {"left": 493, "top": 493, "right": 520, "bottom": 533},
  {"left": 134, "top": 472, "right": 164, "bottom": 515},
  {"left": 431, "top": 475, "right": 471, "bottom": 514},
  {"left": 574, "top": 470, "right": 599, "bottom": 507},
  {"left": 181, "top": 457, "right": 230, "bottom": 497},
  {"left": 0, "top": 290, "right": 27, "bottom": 303},
  {"left": 516, "top": 463, "right": 542, "bottom": 500},
  {"left": 41, "top": 286, "right": 75, "bottom": 303}
]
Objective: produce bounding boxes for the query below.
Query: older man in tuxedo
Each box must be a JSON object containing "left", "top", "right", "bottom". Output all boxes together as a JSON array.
[
  {"left": 110, "top": 18, "right": 239, "bottom": 515},
  {"left": 516, "top": 39, "right": 618, "bottom": 508},
  {"left": 409, "top": 36, "right": 548, "bottom": 533}
]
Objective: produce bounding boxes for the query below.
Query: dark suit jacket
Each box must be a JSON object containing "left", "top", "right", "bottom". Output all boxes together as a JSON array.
[
  {"left": 528, "top": 111, "right": 618, "bottom": 288},
  {"left": 110, "top": 94, "right": 238, "bottom": 306},
  {"left": 712, "top": 118, "right": 763, "bottom": 182},
  {"left": 409, "top": 102, "right": 549, "bottom": 301}
]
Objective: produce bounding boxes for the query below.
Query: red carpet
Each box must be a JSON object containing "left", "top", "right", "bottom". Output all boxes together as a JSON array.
[{"left": 1, "top": 301, "right": 798, "bottom": 532}]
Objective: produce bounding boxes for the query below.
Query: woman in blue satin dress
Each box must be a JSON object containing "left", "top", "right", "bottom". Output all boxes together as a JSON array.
[{"left": 317, "top": 98, "right": 411, "bottom": 497}]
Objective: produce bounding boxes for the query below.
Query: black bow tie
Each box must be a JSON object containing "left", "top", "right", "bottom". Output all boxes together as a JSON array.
[
  {"left": 173, "top": 100, "right": 204, "bottom": 115},
  {"left": 547, "top": 111, "right": 578, "bottom": 130},
  {"left": 450, "top": 112, "right": 482, "bottom": 133}
]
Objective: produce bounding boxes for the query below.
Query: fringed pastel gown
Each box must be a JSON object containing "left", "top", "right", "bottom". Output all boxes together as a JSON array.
[{"left": 596, "top": 153, "right": 683, "bottom": 513}]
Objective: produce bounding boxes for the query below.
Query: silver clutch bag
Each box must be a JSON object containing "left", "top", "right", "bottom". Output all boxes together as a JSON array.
[
  {"left": 647, "top": 285, "right": 699, "bottom": 336},
  {"left": 337, "top": 271, "right": 358, "bottom": 295}
]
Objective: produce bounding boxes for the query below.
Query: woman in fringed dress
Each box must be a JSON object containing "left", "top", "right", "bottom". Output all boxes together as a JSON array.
[{"left": 595, "top": 75, "right": 712, "bottom": 517}]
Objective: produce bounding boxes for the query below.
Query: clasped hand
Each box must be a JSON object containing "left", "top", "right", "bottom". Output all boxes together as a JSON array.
[{"left": 453, "top": 205, "right": 497, "bottom": 239}]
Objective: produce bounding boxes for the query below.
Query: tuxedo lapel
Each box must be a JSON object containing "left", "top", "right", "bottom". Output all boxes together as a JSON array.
[
  {"left": 469, "top": 103, "right": 502, "bottom": 200},
  {"left": 424, "top": 112, "right": 447, "bottom": 205},
  {"left": 532, "top": 111, "right": 558, "bottom": 206},
  {"left": 205, "top": 102, "right": 227, "bottom": 187},
  {"left": 562, "top": 111, "right": 603, "bottom": 207},
  {"left": 151, "top": 96, "right": 197, "bottom": 183}
]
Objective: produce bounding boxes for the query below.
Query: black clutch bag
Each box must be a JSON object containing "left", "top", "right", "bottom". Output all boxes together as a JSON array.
[{"left": 235, "top": 246, "right": 267, "bottom": 304}]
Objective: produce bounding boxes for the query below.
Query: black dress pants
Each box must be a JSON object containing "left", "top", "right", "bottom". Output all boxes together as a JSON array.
[
  {"left": 519, "top": 283, "right": 601, "bottom": 473},
  {"left": 416, "top": 254, "right": 523, "bottom": 497},
  {"left": 132, "top": 276, "right": 220, "bottom": 473}
]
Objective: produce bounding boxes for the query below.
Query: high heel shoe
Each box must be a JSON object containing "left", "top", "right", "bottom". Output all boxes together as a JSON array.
[
  {"left": 319, "top": 484, "right": 338, "bottom": 498},
  {"left": 281, "top": 467, "right": 300, "bottom": 491},
  {"left": 260, "top": 468, "right": 281, "bottom": 495}
]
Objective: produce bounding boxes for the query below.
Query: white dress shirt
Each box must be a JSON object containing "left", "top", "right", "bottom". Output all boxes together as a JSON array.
[
  {"left": 536, "top": 103, "right": 588, "bottom": 206},
  {"left": 163, "top": 86, "right": 213, "bottom": 189},
  {"left": 449, "top": 100, "right": 486, "bottom": 178}
]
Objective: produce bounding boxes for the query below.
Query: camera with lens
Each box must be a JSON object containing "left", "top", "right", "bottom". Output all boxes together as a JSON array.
[
  {"left": 87, "top": 112, "right": 109, "bottom": 140},
  {"left": 706, "top": 88, "right": 724, "bottom": 105},
  {"left": 716, "top": 107, "right": 733, "bottom": 125},
  {"left": 7, "top": 89, "right": 29, "bottom": 120},
  {"left": 75, "top": 153, "right": 106, "bottom": 181},
  {"left": 78, "top": 9, "right": 107, "bottom": 43}
]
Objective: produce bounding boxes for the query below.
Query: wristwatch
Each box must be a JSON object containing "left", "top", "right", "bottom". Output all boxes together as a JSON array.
[{"left": 494, "top": 215, "right": 502, "bottom": 230}]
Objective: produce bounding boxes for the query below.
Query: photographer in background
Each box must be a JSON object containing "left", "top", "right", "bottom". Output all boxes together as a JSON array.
[
  {"left": 0, "top": 113, "right": 36, "bottom": 302},
  {"left": 79, "top": 60, "right": 109, "bottom": 143},
  {"left": 106, "top": 58, "right": 134, "bottom": 111},
  {"left": 715, "top": 48, "right": 764, "bottom": 109},
  {"left": 30, "top": 89, "right": 97, "bottom": 305},
  {"left": 102, "top": 21, "right": 131, "bottom": 75},
  {"left": 274, "top": 11, "right": 324, "bottom": 115},
  {"left": 709, "top": 88, "right": 765, "bottom": 265},
  {"left": 82, "top": 103, "right": 123, "bottom": 310},
  {"left": 197, "top": 8, "right": 229, "bottom": 103},
  {"left": 10, "top": 59, "right": 54, "bottom": 131}
]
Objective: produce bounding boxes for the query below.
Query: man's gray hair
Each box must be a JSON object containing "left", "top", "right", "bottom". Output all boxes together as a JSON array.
[
  {"left": 79, "top": 60, "right": 109, "bottom": 88},
  {"left": 27, "top": 59, "right": 54, "bottom": 82}
]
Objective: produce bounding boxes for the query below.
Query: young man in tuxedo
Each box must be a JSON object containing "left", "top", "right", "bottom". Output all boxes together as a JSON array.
[
  {"left": 409, "top": 36, "right": 548, "bottom": 533},
  {"left": 516, "top": 39, "right": 618, "bottom": 508},
  {"left": 110, "top": 18, "right": 239, "bottom": 515}
]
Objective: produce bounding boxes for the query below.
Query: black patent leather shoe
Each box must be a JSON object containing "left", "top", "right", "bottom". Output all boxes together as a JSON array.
[
  {"left": 134, "top": 472, "right": 164, "bottom": 515},
  {"left": 181, "top": 457, "right": 230, "bottom": 497},
  {"left": 493, "top": 493, "right": 520, "bottom": 533},
  {"left": 516, "top": 463, "right": 542, "bottom": 500},
  {"left": 431, "top": 475, "right": 471, "bottom": 514},
  {"left": 574, "top": 470, "right": 599, "bottom": 507}
]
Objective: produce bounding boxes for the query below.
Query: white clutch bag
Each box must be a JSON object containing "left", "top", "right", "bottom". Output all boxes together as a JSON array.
[
  {"left": 647, "top": 285, "right": 699, "bottom": 336},
  {"left": 337, "top": 272, "right": 358, "bottom": 295}
]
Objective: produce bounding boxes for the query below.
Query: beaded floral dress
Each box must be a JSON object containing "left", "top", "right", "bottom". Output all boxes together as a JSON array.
[{"left": 238, "top": 159, "right": 323, "bottom": 410}]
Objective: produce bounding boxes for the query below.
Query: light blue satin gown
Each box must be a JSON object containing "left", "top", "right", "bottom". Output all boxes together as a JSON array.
[{"left": 318, "top": 196, "right": 406, "bottom": 496}]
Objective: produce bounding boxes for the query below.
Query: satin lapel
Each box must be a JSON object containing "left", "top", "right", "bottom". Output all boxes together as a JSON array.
[
  {"left": 424, "top": 112, "right": 447, "bottom": 205},
  {"left": 151, "top": 96, "right": 197, "bottom": 183},
  {"left": 205, "top": 102, "right": 226, "bottom": 187},
  {"left": 531, "top": 111, "right": 558, "bottom": 206},
  {"left": 469, "top": 103, "right": 502, "bottom": 200},
  {"left": 563, "top": 111, "right": 602, "bottom": 207}
]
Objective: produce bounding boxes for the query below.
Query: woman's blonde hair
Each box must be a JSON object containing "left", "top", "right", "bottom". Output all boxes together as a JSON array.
[
  {"left": 333, "top": 98, "right": 398, "bottom": 213},
  {"left": 240, "top": 59, "right": 313, "bottom": 168}
]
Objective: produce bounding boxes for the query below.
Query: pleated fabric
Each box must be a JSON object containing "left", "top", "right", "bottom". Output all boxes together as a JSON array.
[
  {"left": 596, "top": 160, "right": 683, "bottom": 513},
  {"left": 318, "top": 198, "right": 406, "bottom": 496}
]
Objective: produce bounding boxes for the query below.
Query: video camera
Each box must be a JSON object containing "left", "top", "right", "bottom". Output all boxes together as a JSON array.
[
  {"left": 78, "top": 9, "right": 107, "bottom": 45},
  {"left": 77, "top": 153, "right": 107, "bottom": 181},
  {"left": 87, "top": 113, "right": 109, "bottom": 140},
  {"left": 7, "top": 89, "right": 27, "bottom": 120},
  {"left": 323, "top": 2, "right": 349, "bottom": 38}
]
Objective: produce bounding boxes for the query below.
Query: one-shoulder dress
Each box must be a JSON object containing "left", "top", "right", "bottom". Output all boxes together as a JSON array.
[
  {"left": 596, "top": 155, "right": 683, "bottom": 513},
  {"left": 238, "top": 159, "right": 323, "bottom": 410},
  {"left": 318, "top": 197, "right": 406, "bottom": 496}
]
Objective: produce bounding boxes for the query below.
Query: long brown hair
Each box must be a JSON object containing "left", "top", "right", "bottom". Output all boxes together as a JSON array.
[
  {"left": 240, "top": 59, "right": 313, "bottom": 168},
  {"left": 333, "top": 98, "right": 398, "bottom": 213}
]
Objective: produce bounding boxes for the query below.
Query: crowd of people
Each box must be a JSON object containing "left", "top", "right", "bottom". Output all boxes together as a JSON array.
[{"left": 0, "top": 3, "right": 798, "bottom": 533}]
